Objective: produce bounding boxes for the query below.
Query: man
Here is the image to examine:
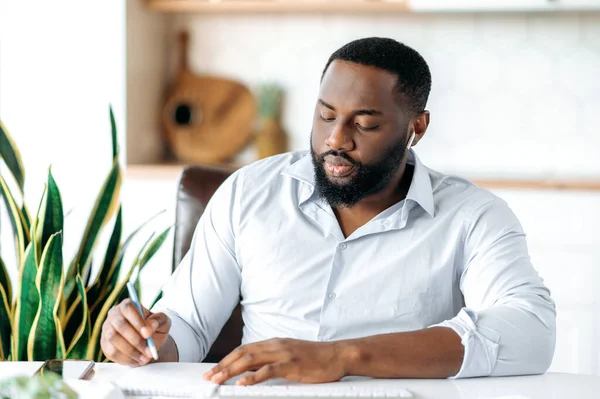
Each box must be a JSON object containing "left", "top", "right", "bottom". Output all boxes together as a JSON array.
[{"left": 101, "top": 38, "right": 556, "bottom": 384}]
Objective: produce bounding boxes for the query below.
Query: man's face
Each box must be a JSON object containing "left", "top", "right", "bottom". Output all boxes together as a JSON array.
[{"left": 311, "top": 60, "right": 412, "bottom": 208}]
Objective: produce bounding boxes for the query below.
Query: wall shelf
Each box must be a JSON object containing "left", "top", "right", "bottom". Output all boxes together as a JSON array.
[
  {"left": 146, "top": 0, "right": 410, "bottom": 13},
  {"left": 125, "top": 164, "right": 600, "bottom": 191},
  {"left": 470, "top": 179, "right": 600, "bottom": 192},
  {"left": 146, "top": 0, "right": 600, "bottom": 14}
]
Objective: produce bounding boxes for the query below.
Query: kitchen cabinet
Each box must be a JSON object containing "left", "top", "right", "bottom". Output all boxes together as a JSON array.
[{"left": 146, "top": 0, "right": 600, "bottom": 13}]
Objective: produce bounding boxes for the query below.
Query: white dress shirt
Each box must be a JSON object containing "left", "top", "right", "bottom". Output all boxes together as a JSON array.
[{"left": 153, "top": 150, "right": 556, "bottom": 378}]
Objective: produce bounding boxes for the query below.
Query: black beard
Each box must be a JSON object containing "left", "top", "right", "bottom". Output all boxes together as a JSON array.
[{"left": 310, "top": 134, "right": 409, "bottom": 208}]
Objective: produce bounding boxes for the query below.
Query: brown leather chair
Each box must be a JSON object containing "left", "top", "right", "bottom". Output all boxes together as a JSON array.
[{"left": 172, "top": 164, "right": 243, "bottom": 363}]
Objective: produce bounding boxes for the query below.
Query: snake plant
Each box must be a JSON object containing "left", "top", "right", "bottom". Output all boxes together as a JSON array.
[{"left": 0, "top": 107, "right": 171, "bottom": 362}]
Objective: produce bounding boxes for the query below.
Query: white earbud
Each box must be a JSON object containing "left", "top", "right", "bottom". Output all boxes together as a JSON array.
[{"left": 406, "top": 131, "right": 416, "bottom": 149}]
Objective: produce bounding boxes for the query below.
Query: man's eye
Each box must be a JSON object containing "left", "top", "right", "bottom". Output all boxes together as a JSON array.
[
  {"left": 320, "top": 114, "right": 335, "bottom": 122},
  {"left": 356, "top": 124, "right": 379, "bottom": 131}
]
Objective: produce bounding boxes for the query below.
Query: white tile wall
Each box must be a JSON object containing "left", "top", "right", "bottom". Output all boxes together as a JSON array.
[
  {"left": 159, "top": 12, "right": 600, "bottom": 375},
  {"left": 167, "top": 12, "right": 600, "bottom": 179}
]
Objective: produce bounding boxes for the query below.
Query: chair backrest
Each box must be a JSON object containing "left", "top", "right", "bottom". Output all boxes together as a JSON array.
[{"left": 173, "top": 164, "right": 243, "bottom": 363}]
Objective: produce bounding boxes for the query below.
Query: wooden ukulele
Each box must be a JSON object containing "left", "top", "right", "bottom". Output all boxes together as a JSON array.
[{"left": 162, "top": 31, "right": 256, "bottom": 164}]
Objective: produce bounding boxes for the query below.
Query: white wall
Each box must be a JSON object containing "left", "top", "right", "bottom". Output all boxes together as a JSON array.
[
  {"left": 0, "top": 0, "right": 173, "bottom": 309},
  {"left": 0, "top": 0, "right": 126, "bottom": 287},
  {"left": 0, "top": 1, "right": 126, "bottom": 202}
]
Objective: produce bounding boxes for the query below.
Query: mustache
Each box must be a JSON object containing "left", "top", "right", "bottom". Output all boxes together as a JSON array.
[{"left": 316, "top": 150, "right": 359, "bottom": 166}]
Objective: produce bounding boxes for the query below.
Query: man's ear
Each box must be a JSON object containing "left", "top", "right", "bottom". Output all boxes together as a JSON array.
[{"left": 411, "top": 111, "right": 430, "bottom": 147}]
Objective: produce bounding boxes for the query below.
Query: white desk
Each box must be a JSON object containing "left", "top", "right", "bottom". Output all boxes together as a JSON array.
[{"left": 2, "top": 362, "right": 600, "bottom": 399}]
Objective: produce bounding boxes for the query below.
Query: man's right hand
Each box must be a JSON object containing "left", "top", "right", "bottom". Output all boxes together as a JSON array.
[{"left": 101, "top": 299, "right": 171, "bottom": 366}]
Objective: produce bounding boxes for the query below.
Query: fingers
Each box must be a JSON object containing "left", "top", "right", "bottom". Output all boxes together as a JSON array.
[
  {"left": 208, "top": 351, "right": 282, "bottom": 384},
  {"left": 101, "top": 336, "right": 137, "bottom": 366},
  {"left": 237, "top": 363, "right": 290, "bottom": 386},
  {"left": 101, "top": 299, "right": 160, "bottom": 366},
  {"left": 110, "top": 305, "right": 154, "bottom": 359},
  {"left": 102, "top": 325, "right": 149, "bottom": 365},
  {"left": 148, "top": 312, "right": 171, "bottom": 335},
  {"left": 120, "top": 299, "right": 154, "bottom": 338},
  {"left": 204, "top": 344, "right": 251, "bottom": 380}
]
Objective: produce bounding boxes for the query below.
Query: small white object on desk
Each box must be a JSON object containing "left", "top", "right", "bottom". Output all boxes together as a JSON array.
[{"left": 218, "top": 384, "right": 413, "bottom": 398}]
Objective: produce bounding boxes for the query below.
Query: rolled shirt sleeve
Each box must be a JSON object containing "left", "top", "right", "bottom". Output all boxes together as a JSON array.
[
  {"left": 432, "top": 198, "right": 556, "bottom": 378},
  {"left": 152, "top": 170, "right": 243, "bottom": 362}
]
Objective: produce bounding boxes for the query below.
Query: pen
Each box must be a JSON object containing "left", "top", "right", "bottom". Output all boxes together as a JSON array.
[{"left": 126, "top": 282, "right": 159, "bottom": 361}]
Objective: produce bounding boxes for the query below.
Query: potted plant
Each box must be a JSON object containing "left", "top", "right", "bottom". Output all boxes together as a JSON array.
[{"left": 0, "top": 108, "right": 170, "bottom": 362}]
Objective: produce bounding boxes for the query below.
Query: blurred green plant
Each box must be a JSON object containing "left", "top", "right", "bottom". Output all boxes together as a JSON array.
[
  {"left": 257, "top": 83, "right": 283, "bottom": 121},
  {"left": 0, "top": 372, "right": 77, "bottom": 399},
  {"left": 0, "top": 108, "right": 171, "bottom": 362}
]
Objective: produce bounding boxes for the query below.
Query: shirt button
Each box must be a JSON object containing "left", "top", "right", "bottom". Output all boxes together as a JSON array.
[
  {"left": 328, "top": 292, "right": 336, "bottom": 299},
  {"left": 339, "top": 243, "right": 347, "bottom": 250}
]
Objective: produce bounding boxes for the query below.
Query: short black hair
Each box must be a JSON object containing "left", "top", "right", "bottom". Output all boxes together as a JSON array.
[{"left": 322, "top": 37, "right": 431, "bottom": 115}]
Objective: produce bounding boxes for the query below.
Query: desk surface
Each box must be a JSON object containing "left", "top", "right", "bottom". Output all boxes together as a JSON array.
[{"left": 2, "top": 362, "right": 600, "bottom": 399}]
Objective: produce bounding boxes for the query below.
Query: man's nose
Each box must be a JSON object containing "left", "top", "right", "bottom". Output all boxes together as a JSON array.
[{"left": 325, "top": 121, "right": 355, "bottom": 152}]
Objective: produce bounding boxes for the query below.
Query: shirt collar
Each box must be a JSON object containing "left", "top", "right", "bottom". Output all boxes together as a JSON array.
[
  {"left": 281, "top": 151, "right": 316, "bottom": 188},
  {"left": 281, "top": 150, "right": 435, "bottom": 217},
  {"left": 405, "top": 150, "right": 435, "bottom": 217}
]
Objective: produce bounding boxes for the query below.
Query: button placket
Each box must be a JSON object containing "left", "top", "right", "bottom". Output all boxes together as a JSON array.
[{"left": 317, "top": 240, "right": 347, "bottom": 342}]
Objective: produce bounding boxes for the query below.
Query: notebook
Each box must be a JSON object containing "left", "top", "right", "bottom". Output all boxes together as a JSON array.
[
  {"left": 115, "top": 363, "right": 218, "bottom": 397},
  {"left": 115, "top": 363, "right": 413, "bottom": 398},
  {"left": 64, "top": 379, "right": 126, "bottom": 399}
]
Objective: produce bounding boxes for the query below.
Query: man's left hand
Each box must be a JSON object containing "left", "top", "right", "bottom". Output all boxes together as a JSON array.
[{"left": 203, "top": 338, "right": 347, "bottom": 386}]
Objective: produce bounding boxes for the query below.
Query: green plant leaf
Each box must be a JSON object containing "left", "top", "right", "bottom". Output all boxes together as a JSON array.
[
  {"left": 109, "top": 212, "right": 165, "bottom": 287},
  {"left": 85, "top": 206, "right": 122, "bottom": 326},
  {"left": 88, "top": 285, "right": 112, "bottom": 329},
  {"left": 40, "top": 169, "right": 64, "bottom": 254},
  {"left": 63, "top": 274, "right": 85, "bottom": 352},
  {"left": 28, "top": 232, "right": 65, "bottom": 361},
  {"left": 65, "top": 158, "right": 121, "bottom": 300},
  {"left": 21, "top": 203, "right": 32, "bottom": 236},
  {"left": 0, "top": 173, "right": 30, "bottom": 264},
  {"left": 87, "top": 234, "right": 155, "bottom": 360},
  {"left": 94, "top": 206, "right": 122, "bottom": 288},
  {"left": 109, "top": 106, "right": 118, "bottom": 160},
  {"left": 127, "top": 233, "right": 155, "bottom": 281},
  {"left": 83, "top": 257, "right": 93, "bottom": 287},
  {"left": 30, "top": 185, "right": 46, "bottom": 267},
  {"left": 138, "top": 227, "right": 172, "bottom": 274},
  {"left": 13, "top": 244, "right": 38, "bottom": 360},
  {"left": 0, "top": 255, "right": 12, "bottom": 308},
  {"left": 0, "top": 284, "right": 12, "bottom": 361},
  {"left": 0, "top": 120, "right": 26, "bottom": 193},
  {"left": 33, "top": 170, "right": 64, "bottom": 268},
  {"left": 88, "top": 208, "right": 163, "bottom": 314},
  {"left": 127, "top": 227, "right": 171, "bottom": 303},
  {"left": 89, "top": 226, "right": 169, "bottom": 361},
  {"left": 66, "top": 274, "right": 91, "bottom": 359},
  {"left": 87, "top": 277, "right": 127, "bottom": 361},
  {"left": 64, "top": 255, "right": 93, "bottom": 325},
  {"left": 149, "top": 290, "right": 163, "bottom": 309}
]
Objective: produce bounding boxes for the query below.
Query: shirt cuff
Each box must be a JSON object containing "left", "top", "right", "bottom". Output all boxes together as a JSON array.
[
  {"left": 431, "top": 308, "right": 499, "bottom": 378},
  {"left": 161, "top": 310, "right": 202, "bottom": 363}
]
